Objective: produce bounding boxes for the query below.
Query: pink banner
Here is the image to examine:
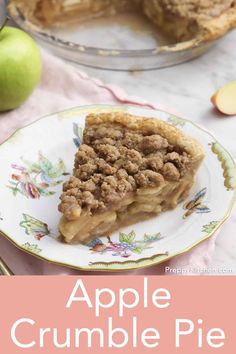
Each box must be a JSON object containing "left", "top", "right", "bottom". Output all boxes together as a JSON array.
[{"left": 0, "top": 276, "right": 234, "bottom": 353}]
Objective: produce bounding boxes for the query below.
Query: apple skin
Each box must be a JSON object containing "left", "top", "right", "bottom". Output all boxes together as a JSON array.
[{"left": 0, "top": 26, "right": 42, "bottom": 112}]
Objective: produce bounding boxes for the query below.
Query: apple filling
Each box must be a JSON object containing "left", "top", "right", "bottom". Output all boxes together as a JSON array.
[
  {"left": 59, "top": 175, "right": 194, "bottom": 244},
  {"left": 58, "top": 112, "right": 204, "bottom": 244}
]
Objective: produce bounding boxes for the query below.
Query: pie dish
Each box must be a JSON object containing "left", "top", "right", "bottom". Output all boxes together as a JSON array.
[
  {"left": 0, "top": 105, "right": 235, "bottom": 271},
  {"left": 8, "top": 0, "right": 236, "bottom": 43},
  {"left": 7, "top": 0, "right": 236, "bottom": 70},
  {"left": 59, "top": 112, "right": 204, "bottom": 244}
]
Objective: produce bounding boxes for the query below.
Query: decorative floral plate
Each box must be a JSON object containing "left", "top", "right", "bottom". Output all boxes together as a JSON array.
[{"left": 0, "top": 105, "right": 235, "bottom": 271}]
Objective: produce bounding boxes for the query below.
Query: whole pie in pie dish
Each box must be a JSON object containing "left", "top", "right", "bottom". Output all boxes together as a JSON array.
[
  {"left": 58, "top": 112, "right": 204, "bottom": 244},
  {"left": 8, "top": 0, "right": 236, "bottom": 42}
]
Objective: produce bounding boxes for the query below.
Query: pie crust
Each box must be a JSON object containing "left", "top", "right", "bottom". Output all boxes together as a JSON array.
[
  {"left": 58, "top": 112, "right": 204, "bottom": 244},
  {"left": 8, "top": 0, "right": 236, "bottom": 42}
]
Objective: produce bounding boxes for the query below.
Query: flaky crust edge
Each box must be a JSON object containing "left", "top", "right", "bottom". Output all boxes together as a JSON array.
[{"left": 200, "top": 2, "right": 236, "bottom": 42}]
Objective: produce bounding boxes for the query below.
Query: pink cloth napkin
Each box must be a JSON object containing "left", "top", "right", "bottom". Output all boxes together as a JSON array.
[{"left": 0, "top": 49, "right": 216, "bottom": 275}]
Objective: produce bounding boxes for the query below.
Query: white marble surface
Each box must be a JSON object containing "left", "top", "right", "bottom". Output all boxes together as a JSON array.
[
  {"left": 77, "top": 32, "right": 236, "bottom": 274},
  {"left": 1, "top": 2, "right": 236, "bottom": 273}
]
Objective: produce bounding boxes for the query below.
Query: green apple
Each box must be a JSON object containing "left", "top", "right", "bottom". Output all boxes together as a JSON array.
[{"left": 0, "top": 26, "right": 42, "bottom": 112}]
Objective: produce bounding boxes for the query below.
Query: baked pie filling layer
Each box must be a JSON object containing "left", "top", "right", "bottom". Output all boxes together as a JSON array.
[
  {"left": 58, "top": 113, "right": 204, "bottom": 244},
  {"left": 8, "top": 0, "right": 236, "bottom": 42}
]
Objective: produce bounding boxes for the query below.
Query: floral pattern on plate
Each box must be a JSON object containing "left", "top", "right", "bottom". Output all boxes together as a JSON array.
[
  {"left": 73, "top": 122, "right": 83, "bottom": 148},
  {"left": 211, "top": 142, "right": 236, "bottom": 191},
  {"left": 21, "top": 243, "right": 42, "bottom": 254},
  {"left": 183, "top": 188, "right": 211, "bottom": 219},
  {"left": 202, "top": 221, "right": 220, "bottom": 234},
  {"left": 87, "top": 231, "right": 164, "bottom": 258},
  {"left": 168, "top": 115, "right": 186, "bottom": 128},
  {"left": 20, "top": 214, "right": 50, "bottom": 241},
  {"left": 7, "top": 152, "right": 68, "bottom": 199}
]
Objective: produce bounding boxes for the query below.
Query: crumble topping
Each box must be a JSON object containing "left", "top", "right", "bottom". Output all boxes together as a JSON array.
[
  {"left": 143, "top": 0, "right": 235, "bottom": 41},
  {"left": 157, "top": 0, "right": 234, "bottom": 20},
  {"left": 59, "top": 118, "right": 191, "bottom": 219}
]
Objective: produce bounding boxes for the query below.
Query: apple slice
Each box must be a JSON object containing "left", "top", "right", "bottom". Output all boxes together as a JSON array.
[{"left": 211, "top": 81, "right": 236, "bottom": 115}]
